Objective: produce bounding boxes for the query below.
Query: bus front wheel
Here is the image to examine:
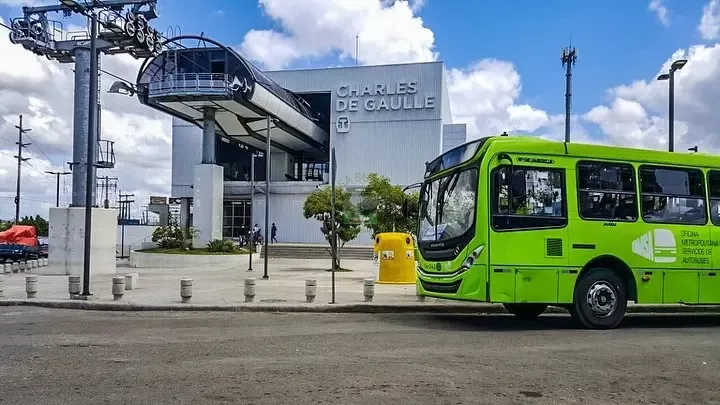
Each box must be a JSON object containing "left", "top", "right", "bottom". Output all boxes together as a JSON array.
[
  {"left": 570, "top": 267, "right": 627, "bottom": 329},
  {"left": 503, "top": 303, "right": 548, "bottom": 320}
]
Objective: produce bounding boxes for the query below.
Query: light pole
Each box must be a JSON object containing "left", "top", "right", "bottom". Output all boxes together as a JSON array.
[
  {"left": 657, "top": 59, "right": 688, "bottom": 152},
  {"left": 45, "top": 171, "right": 72, "bottom": 207},
  {"left": 248, "top": 151, "right": 258, "bottom": 272}
]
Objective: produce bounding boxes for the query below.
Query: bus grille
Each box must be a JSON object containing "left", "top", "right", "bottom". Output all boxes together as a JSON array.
[
  {"left": 545, "top": 238, "right": 563, "bottom": 257},
  {"left": 420, "top": 279, "right": 462, "bottom": 294}
]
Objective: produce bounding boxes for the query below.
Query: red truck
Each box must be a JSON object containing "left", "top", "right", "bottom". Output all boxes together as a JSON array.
[{"left": 0, "top": 225, "right": 40, "bottom": 263}]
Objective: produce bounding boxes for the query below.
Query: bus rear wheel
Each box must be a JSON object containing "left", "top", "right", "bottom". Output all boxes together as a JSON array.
[
  {"left": 570, "top": 267, "right": 627, "bottom": 329},
  {"left": 503, "top": 303, "right": 548, "bottom": 320}
]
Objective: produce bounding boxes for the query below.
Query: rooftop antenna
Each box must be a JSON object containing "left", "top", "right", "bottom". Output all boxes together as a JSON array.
[
  {"left": 561, "top": 38, "right": 577, "bottom": 144},
  {"left": 355, "top": 33, "right": 359, "bottom": 66}
]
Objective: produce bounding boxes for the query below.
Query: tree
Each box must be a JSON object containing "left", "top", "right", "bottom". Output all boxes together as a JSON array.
[
  {"left": 303, "top": 186, "right": 361, "bottom": 269},
  {"left": 19, "top": 215, "right": 49, "bottom": 236},
  {"left": 359, "top": 173, "right": 419, "bottom": 237}
]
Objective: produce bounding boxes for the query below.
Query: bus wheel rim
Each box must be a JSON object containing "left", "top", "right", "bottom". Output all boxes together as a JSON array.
[{"left": 586, "top": 281, "right": 616, "bottom": 318}]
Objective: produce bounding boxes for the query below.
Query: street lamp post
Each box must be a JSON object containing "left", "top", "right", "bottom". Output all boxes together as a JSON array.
[
  {"left": 248, "top": 151, "right": 257, "bottom": 272},
  {"left": 45, "top": 171, "right": 72, "bottom": 207},
  {"left": 657, "top": 59, "right": 688, "bottom": 152}
]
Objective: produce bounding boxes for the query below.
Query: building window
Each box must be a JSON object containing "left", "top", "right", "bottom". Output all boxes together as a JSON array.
[
  {"left": 640, "top": 166, "right": 706, "bottom": 225},
  {"left": 707, "top": 171, "right": 720, "bottom": 225},
  {"left": 223, "top": 200, "right": 252, "bottom": 238},
  {"left": 577, "top": 161, "right": 637, "bottom": 221},
  {"left": 492, "top": 166, "right": 566, "bottom": 231}
]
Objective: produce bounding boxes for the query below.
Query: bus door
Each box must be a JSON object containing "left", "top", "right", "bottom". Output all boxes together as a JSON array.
[{"left": 488, "top": 160, "right": 570, "bottom": 304}]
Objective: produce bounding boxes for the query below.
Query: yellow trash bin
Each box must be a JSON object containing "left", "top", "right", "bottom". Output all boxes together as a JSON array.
[{"left": 374, "top": 232, "right": 416, "bottom": 284}]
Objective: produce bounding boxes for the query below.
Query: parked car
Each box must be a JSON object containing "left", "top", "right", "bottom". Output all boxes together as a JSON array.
[
  {"left": 38, "top": 237, "right": 48, "bottom": 258},
  {"left": 0, "top": 225, "right": 40, "bottom": 262}
]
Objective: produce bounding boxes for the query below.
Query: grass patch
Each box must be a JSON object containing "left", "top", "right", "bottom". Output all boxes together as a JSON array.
[
  {"left": 136, "top": 247, "right": 250, "bottom": 255},
  {"left": 325, "top": 267, "right": 353, "bottom": 272}
]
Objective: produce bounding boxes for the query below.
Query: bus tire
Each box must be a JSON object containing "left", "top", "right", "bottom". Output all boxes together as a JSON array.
[
  {"left": 503, "top": 303, "right": 548, "bottom": 320},
  {"left": 571, "top": 267, "right": 627, "bottom": 329}
]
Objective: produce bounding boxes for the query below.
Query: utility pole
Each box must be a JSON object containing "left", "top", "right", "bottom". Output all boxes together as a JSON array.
[
  {"left": 248, "top": 151, "right": 257, "bottom": 272},
  {"left": 561, "top": 46, "right": 577, "bottom": 143},
  {"left": 14, "top": 114, "right": 31, "bottom": 224},
  {"left": 118, "top": 193, "right": 135, "bottom": 259},
  {"left": 97, "top": 175, "right": 118, "bottom": 208},
  {"left": 45, "top": 171, "right": 72, "bottom": 207}
]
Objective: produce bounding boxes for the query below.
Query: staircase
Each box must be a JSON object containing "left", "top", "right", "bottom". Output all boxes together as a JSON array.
[{"left": 260, "top": 244, "right": 373, "bottom": 260}]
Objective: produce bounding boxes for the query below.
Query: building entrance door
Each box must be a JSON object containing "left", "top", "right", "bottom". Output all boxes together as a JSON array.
[{"left": 223, "top": 199, "right": 252, "bottom": 239}]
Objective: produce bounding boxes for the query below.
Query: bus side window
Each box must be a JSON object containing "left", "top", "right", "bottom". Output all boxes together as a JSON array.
[{"left": 708, "top": 170, "right": 720, "bottom": 226}]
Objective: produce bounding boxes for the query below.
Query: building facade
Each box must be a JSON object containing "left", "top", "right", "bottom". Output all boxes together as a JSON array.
[{"left": 164, "top": 58, "right": 466, "bottom": 245}]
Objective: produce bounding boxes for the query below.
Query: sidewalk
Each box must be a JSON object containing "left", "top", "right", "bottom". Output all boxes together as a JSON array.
[{"left": 2, "top": 258, "right": 720, "bottom": 314}]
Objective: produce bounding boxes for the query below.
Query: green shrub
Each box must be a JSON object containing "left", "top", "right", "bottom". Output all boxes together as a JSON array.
[
  {"left": 152, "top": 225, "right": 197, "bottom": 249},
  {"left": 206, "top": 238, "right": 238, "bottom": 253}
]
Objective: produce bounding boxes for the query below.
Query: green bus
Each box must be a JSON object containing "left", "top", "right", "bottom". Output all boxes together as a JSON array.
[{"left": 410, "top": 134, "right": 720, "bottom": 329}]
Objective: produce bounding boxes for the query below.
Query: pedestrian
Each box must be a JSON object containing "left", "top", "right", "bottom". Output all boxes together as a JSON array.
[
  {"left": 271, "top": 223, "right": 278, "bottom": 243},
  {"left": 252, "top": 223, "right": 260, "bottom": 244}
]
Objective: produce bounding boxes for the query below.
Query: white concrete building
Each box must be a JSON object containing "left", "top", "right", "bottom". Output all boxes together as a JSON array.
[{"left": 136, "top": 42, "right": 466, "bottom": 245}]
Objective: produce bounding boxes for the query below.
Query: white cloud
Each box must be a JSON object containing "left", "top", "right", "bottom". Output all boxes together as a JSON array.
[
  {"left": 649, "top": 0, "right": 670, "bottom": 26},
  {"left": 700, "top": 0, "right": 720, "bottom": 40},
  {"left": 447, "top": 59, "right": 550, "bottom": 138},
  {"left": 585, "top": 43, "right": 720, "bottom": 153},
  {"left": 0, "top": 16, "right": 171, "bottom": 220},
  {"left": 239, "top": 0, "right": 437, "bottom": 69}
]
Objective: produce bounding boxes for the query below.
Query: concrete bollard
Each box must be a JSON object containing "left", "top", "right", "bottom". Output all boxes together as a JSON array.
[
  {"left": 180, "top": 278, "right": 192, "bottom": 303},
  {"left": 25, "top": 275, "right": 38, "bottom": 298},
  {"left": 31, "top": 259, "right": 37, "bottom": 269},
  {"left": 305, "top": 278, "right": 317, "bottom": 303},
  {"left": 19, "top": 261, "right": 25, "bottom": 272},
  {"left": 112, "top": 276, "right": 125, "bottom": 300},
  {"left": 12, "top": 262, "right": 19, "bottom": 273},
  {"left": 244, "top": 278, "right": 256, "bottom": 303},
  {"left": 363, "top": 278, "right": 375, "bottom": 302},
  {"left": 43, "top": 258, "right": 48, "bottom": 266},
  {"left": 3, "top": 263, "right": 10, "bottom": 274},
  {"left": 124, "top": 273, "right": 139, "bottom": 290},
  {"left": 68, "top": 276, "right": 81, "bottom": 298}
]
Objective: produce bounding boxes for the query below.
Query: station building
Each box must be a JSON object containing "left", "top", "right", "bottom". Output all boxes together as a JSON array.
[{"left": 136, "top": 40, "right": 466, "bottom": 245}]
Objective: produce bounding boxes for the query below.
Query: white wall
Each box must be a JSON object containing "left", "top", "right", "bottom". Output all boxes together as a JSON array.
[
  {"left": 117, "top": 224, "right": 159, "bottom": 254},
  {"left": 266, "top": 61, "right": 449, "bottom": 187},
  {"left": 48, "top": 207, "right": 117, "bottom": 276}
]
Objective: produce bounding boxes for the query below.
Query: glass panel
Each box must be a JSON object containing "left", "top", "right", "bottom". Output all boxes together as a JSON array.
[
  {"left": 640, "top": 167, "right": 704, "bottom": 196},
  {"left": 642, "top": 196, "right": 706, "bottom": 224},
  {"left": 578, "top": 162, "right": 634, "bottom": 192},
  {"left": 419, "top": 168, "right": 478, "bottom": 242},
  {"left": 579, "top": 191, "right": 637, "bottom": 221}
]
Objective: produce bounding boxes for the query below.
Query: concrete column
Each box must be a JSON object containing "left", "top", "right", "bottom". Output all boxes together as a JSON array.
[
  {"left": 25, "top": 275, "right": 38, "bottom": 298},
  {"left": 71, "top": 46, "right": 96, "bottom": 207},
  {"left": 202, "top": 107, "right": 216, "bottom": 164},
  {"left": 192, "top": 164, "right": 223, "bottom": 248},
  {"left": 363, "top": 279, "right": 374, "bottom": 302},
  {"left": 180, "top": 278, "right": 192, "bottom": 303}
]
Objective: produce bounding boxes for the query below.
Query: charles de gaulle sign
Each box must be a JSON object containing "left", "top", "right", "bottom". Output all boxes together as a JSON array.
[{"left": 335, "top": 80, "right": 436, "bottom": 113}]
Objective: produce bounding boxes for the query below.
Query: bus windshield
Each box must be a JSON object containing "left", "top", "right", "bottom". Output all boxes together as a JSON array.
[{"left": 419, "top": 168, "right": 478, "bottom": 242}]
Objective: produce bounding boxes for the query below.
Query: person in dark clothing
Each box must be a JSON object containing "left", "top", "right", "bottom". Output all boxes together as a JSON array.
[{"left": 271, "top": 223, "right": 278, "bottom": 243}]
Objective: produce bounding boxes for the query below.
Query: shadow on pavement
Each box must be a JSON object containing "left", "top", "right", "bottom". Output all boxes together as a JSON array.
[{"left": 377, "top": 312, "right": 720, "bottom": 331}]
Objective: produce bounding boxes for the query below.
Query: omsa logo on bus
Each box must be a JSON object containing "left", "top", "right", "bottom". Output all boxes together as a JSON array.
[{"left": 632, "top": 229, "right": 677, "bottom": 263}]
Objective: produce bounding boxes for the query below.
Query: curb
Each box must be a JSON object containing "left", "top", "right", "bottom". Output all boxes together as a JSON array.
[{"left": 2, "top": 299, "right": 720, "bottom": 314}]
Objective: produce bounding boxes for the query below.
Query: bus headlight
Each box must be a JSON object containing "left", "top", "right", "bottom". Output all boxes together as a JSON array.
[{"left": 461, "top": 245, "right": 484, "bottom": 270}]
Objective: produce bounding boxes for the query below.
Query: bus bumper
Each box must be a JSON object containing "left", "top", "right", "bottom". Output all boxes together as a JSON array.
[{"left": 416, "top": 264, "right": 487, "bottom": 302}]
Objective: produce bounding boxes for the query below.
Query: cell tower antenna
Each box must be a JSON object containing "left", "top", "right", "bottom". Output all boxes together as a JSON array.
[{"left": 561, "top": 44, "right": 578, "bottom": 143}]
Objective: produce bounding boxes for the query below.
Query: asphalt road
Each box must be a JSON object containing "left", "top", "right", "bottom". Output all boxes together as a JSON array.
[{"left": 1, "top": 308, "right": 719, "bottom": 405}]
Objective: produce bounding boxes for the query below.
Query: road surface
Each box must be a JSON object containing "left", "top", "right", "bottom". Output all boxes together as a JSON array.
[{"left": 0, "top": 307, "right": 719, "bottom": 404}]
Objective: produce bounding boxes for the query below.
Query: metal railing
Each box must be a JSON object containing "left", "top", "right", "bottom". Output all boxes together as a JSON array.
[{"left": 148, "top": 73, "right": 232, "bottom": 96}]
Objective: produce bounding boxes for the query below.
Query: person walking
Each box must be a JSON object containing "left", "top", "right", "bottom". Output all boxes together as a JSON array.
[{"left": 271, "top": 223, "right": 278, "bottom": 244}]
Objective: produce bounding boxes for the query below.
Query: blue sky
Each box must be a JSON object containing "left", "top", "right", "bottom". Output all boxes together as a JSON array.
[{"left": 0, "top": 0, "right": 710, "bottom": 116}]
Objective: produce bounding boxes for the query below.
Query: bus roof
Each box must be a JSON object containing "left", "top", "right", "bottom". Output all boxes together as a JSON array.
[{"left": 480, "top": 134, "right": 720, "bottom": 169}]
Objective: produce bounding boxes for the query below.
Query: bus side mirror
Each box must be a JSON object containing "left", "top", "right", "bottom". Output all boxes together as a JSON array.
[{"left": 402, "top": 198, "right": 409, "bottom": 219}]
